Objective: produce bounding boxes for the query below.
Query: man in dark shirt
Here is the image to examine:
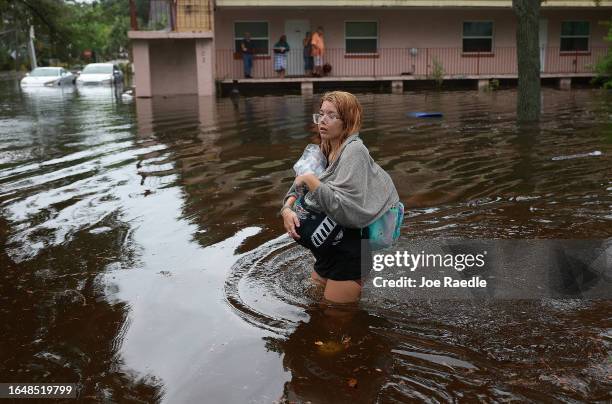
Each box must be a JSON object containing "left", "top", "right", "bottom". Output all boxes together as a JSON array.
[{"left": 240, "top": 32, "right": 255, "bottom": 78}]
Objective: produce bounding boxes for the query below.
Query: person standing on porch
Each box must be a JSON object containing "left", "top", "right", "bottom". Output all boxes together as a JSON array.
[
  {"left": 273, "top": 35, "right": 290, "bottom": 79},
  {"left": 310, "top": 27, "right": 325, "bottom": 77},
  {"left": 303, "top": 31, "right": 313, "bottom": 77},
  {"left": 240, "top": 32, "right": 255, "bottom": 78}
]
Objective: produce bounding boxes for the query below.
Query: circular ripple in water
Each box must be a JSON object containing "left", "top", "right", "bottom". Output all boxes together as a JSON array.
[
  {"left": 225, "top": 235, "right": 321, "bottom": 334},
  {"left": 226, "top": 237, "right": 612, "bottom": 402}
]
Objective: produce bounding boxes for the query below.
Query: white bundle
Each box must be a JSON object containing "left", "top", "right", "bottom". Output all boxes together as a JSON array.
[{"left": 293, "top": 144, "right": 327, "bottom": 177}]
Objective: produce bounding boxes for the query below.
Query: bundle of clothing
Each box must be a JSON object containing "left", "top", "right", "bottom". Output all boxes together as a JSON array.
[{"left": 289, "top": 139, "right": 403, "bottom": 253}]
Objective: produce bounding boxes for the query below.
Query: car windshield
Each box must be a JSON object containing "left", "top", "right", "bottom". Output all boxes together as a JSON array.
[
  {"left": 30, "top": 68, "right": 60, "bottom": 77},
  {"left": 82, "top": 65, "right": 112, "bottom": 74}
]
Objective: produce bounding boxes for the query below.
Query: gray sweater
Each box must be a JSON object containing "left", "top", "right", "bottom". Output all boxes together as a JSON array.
[{"left": 284, "top": 134, "right": 399, "bottom": 228}]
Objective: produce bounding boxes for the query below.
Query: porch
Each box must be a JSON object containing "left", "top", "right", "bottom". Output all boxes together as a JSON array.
[
  {"left": 215, "top": 46, "right": 608, "bottom": 79},
  {"left": 126, "top": 0, "right": 611, "bottom": 97}
]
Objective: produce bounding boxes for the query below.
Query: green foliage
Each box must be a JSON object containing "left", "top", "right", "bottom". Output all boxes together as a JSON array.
[
  {"left": 118, "top": 62, "right": 131, "bottom": 81},
  {"left": 593, "top": 19, "right": 612, "bottom": 89},
  {"left": 485, "top": 79, "right": 500, "bottom": 92},
  {"left": 64, "top": 0, "right": 130, "bottom": 61},
  {"left": 0, "top": 43, "right": 13, "bottom": 70},
  {"left": 0, "top": 0, "right": 130, "bottom": 70},
  {"left": 429, "top": 57, "right": 445, "bottom": 88}
]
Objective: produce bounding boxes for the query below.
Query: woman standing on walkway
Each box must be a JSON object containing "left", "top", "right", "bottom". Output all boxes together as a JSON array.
[
  {"left": 280, "top": 91, "right": 399, "bottom": 303},
  {"left": 310, "top": 27, "right": 325, "bottom": 77},
  {"left": 303, "top": 32, "right": 313, "bottom": 77},
  {"left": 273, "top": 35, "right": 290, "bottom": 79}
]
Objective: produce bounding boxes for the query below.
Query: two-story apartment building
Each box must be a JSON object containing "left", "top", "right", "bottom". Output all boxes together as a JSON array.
[{"left": 128, "top": 0, "right": 611, "bottom": 96}]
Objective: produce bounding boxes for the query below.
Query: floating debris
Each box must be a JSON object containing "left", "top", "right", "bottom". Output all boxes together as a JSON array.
[
  {"left": 551, "top": 151, "right": 602, "bottom": 161},
  {"left": 407, "top": 112, "right": 443, "bottom": 118},
  {"left": 121, "top": 89, "right": 134, "bottom": 101}
]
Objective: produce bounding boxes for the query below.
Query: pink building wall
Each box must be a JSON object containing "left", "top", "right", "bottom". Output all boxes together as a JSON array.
[
  {"left": 130, "top": 35, "right": 216, "bottom": 97},
  {"left": 196, "top": 39, "right": 216, "bottom": 96},
  {"left": 214, "top": 8, "right": 611, "bottom": 79},
  {"left": 131, "top": 7, "right": 610, "bottom": 97},
  {"left": 215, "top": 8, "right": 609, "bottom": 49},
  {"left": 132, "top": 40, "right": 152, "bottom": 97},
  {"left": 545, "top": 9, "right": 608, "bottom": 47},
  {"left": 150, "top": 39, "right": 198, "bottom": 95}
]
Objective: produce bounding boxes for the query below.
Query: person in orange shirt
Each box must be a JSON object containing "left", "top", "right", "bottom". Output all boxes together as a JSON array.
[{"left": 310, "top": 27, "right": 325, "bottom": 77}]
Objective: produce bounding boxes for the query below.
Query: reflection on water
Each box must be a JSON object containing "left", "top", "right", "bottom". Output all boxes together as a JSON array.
[
  {"left": 0, "top": 79, "right": 610, "bottom": 402},
  {"left": 270, "top": 306, "right": 393, "bottom": 403},
  {"left": 227, "top": 237, "right": 612, "bottom": 402}
]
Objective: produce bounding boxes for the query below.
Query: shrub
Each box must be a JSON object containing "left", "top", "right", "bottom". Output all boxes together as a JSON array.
[
  {"left": 593, "top": 19, "right": 612, "bottom": 88},
  {"left": 429, "top": 57, "right": 444, "bottom": 89}
]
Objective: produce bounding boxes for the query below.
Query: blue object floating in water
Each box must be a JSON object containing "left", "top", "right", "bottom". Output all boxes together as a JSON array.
[{"left": 408, "top": 112, "right": 443, "bottom": 118}]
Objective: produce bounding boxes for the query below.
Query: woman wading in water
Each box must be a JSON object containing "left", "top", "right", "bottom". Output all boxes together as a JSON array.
[{"left": 281, "top": 91, "right": 399, "bottom": 303}]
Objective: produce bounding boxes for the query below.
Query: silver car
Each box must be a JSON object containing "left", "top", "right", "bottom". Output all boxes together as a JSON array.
[
  {"left": 20, "top": 67, "right": 75, "bottom": 87},
  {"left": 76, "top": 63, "right": 124, "bottom": 86}
]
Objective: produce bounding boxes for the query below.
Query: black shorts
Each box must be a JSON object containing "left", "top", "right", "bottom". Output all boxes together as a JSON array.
[{"left": 294, "top": 195, "right": 371, "bottom": 281}]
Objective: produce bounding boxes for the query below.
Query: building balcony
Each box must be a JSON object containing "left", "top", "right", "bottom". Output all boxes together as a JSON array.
[
  {"left": 128, "top": 0, "right": 213, "bottom": 39},
  {"left": 215, "top": 46, "right": 608, "bottom": 81}
]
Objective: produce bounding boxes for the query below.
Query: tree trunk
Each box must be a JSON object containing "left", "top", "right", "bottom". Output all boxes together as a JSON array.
[{"left": 513, "top": 0, "right": 541, "bottom": 122}]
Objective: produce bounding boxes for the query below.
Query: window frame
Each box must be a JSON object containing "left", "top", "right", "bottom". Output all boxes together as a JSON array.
[
  {"left": 559, "top": 20, "right": 590, "bottom": 53},
  {"left": 344, "top": 20, "right": 379, "bottom": 56},
  {"left": 233, "top": 20, "right": 270, "bottom": 57},
  {"left": 461, "top": 20, "right": 494, "bottom": 54}
]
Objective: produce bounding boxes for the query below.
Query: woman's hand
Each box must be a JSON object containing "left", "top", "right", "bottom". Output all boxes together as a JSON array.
[
  {"left": 295, "top": 173, "right": 320, "bottom": 192},
  {"left": 282, "top": 208, "right": 300, "bottom": 239}
]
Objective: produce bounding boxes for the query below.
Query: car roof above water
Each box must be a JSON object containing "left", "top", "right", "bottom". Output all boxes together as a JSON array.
[{"left": 32, "top": 67, "right": 62, "bottom": 72}]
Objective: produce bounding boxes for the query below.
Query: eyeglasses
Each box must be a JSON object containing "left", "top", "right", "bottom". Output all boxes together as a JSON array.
[{"left": 312, "top": 112, "right": 340, "bottom": 125}]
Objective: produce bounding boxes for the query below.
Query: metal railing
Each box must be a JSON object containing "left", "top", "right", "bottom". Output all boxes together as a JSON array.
[
  {"left": 129, "top": 0, "right": 212, "bottom": 32},
  {"left": 215, "top": 46, "right": 608, "bottom": 80}
]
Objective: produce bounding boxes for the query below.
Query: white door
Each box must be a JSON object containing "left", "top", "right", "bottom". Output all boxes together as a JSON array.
[
  {"left": 539, "top": 19, "right": 548, "bottom": 73},
  {"left": 284, "top": 20, "right": 310, "bottom": 76}
]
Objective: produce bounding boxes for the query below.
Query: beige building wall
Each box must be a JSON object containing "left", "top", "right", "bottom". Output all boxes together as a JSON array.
[
  {"left": 131, "top": 4, "right": 609, "bottom": 95},
  {"left": 150, "top": 39, "right": 198, "bottom": 95},
  {"left": 216, "top": 0, "right": 612, "bottom": 6},
  {"left": 130, "top": 35, "right": 215, "bottom": 97},
  {"left": 214, "top": 8, "right": 610, "bottom": 78},
  {"left": 196, "top": 39, "right": 216, "bottom": 96},
  {"left": 132, "top": 40, "right": 153, "bottom": 97},
  {"left": 215, "top": 8, "right": 610, "bottom": 50}
]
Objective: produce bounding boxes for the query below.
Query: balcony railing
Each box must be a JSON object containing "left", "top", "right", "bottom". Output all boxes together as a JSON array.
[
  {"left": 129, "top": 0, "right": 212, "bottom": 32},
  {"left": 215, "top": 46, "right": 608, "bottom": 80}
]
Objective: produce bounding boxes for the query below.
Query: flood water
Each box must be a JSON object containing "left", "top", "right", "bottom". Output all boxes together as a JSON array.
[{"left": 1, "top": 79, "right": 611, "bottom": 402}]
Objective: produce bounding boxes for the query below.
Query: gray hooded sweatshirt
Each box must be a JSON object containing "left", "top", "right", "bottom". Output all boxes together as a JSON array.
[{"left": 284, "top": 134, "right": 399, "bottom": 229}]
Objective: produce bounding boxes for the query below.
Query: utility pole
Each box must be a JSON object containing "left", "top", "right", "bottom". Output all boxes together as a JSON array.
[
  {"left": 15, "top": 29, "right": 19, "bottom": 71},
  {"left": 15, "top": 28, "right": 19, "bottom": 71},
  {"left": 27, "top": 25, "right": 37, "bottom": 69}
]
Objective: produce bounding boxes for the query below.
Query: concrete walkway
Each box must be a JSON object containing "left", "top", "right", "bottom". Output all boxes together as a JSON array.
[
  {"left": 220, "top": 72, "right": 596, "bottom": 84},
  {"left": 220, "top": 73, "right": 595, "bottom": 93}
]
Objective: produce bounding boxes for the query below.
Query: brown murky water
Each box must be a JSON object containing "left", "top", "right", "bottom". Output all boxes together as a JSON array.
[{"left": 1, "top": 80, "right": 611, "bottom": 402}]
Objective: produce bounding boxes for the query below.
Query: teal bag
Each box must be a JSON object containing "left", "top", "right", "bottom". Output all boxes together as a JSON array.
[{"left": 366, "top": 202, "right": 404, "bottom": 250}]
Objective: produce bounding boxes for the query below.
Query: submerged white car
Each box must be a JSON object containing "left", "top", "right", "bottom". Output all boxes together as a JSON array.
[
  {"left": 76, "top": 63, "right": 123, "bottom": 85},
  {"left": 20, "top": 67, "right": 75, "bottom": 87}
]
